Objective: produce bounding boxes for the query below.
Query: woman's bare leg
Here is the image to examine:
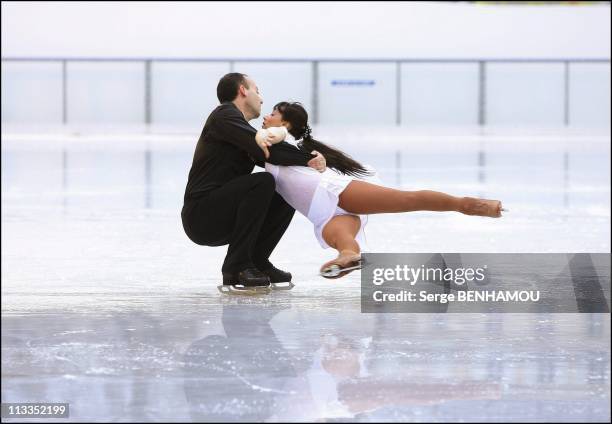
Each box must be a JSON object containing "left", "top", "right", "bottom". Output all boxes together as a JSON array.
[
  {"left": 338, "top": 180, "right": 502, "bottom": 217},
  {"left": 322, "top": 214, "right": 361, "bottom": 254},
  {"left": 320, "top": 215, "right": 362, "bottom": 278}
]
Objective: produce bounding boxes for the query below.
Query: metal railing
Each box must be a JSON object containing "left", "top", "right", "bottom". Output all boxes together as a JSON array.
[{"left": 2, "top": 57, "right": 610, "bottom": 126}]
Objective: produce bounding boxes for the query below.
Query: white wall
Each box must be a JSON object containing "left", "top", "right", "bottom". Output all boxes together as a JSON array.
[
  {"left": 2, "top": 1, "right": 610, "bottom": 59},
  {"left": 2, "top": 1, "right": 610, "bottom": 129}
]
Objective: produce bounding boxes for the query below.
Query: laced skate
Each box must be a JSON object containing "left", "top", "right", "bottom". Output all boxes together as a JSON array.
[{"left": 218, "top": 268, "right": 271, "bottom": 295}]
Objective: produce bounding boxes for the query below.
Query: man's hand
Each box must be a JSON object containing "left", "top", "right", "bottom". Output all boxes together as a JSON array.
[{"left": 307, "top": 150, "right": 326, "bottom": 172}]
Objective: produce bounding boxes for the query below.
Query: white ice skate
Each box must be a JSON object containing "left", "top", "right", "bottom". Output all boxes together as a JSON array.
[{"left": 320, "top": 253, "right": 363, "bottom": 279}]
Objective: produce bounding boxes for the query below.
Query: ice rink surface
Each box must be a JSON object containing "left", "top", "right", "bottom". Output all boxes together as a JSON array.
[{"left": 2, "top": 128, "right": 611, "bottom": 422}]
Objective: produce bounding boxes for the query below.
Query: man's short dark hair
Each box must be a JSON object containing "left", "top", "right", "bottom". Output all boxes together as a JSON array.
[{"left": 217, "top": 73, "right": 249, "bottom": 103}]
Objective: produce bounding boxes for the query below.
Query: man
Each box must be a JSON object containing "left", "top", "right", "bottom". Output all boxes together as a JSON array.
[{"left": 181, "top": 73, "right": 326, "bottom": 292}]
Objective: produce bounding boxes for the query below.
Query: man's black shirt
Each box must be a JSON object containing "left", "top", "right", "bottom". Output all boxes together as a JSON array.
[{"left": 184, "top": 102, "right": 316, "bottom": 202}]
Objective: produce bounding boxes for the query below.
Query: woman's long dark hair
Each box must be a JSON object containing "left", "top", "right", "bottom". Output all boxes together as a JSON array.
[{"left": 273, "top": 102, "right": 374, "bottom": 177}]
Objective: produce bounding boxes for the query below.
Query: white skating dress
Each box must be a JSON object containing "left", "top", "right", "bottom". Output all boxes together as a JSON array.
[{"left": 264, "top": 133, "right": 382, "bottom": 250}]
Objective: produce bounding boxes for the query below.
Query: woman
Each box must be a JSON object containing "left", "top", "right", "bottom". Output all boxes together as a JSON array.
[{"left": 256, "top": 102, "right": 505, "bottom": 279}]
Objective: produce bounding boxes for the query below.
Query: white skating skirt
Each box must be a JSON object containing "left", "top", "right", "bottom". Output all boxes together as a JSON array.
[
  {"left": 265, "top": 163, "right": 379, "bottom": 250},
  {"left": 310, "top": 170, "right": 369, "bottom": 250}
]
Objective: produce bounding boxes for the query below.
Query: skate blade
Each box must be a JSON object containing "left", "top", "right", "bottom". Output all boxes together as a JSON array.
[
  {"left": 320, "top": 260, "right": 363, "bottom": 279},
  {"left": 217, "top": 285, "right": 271, "bottom": 295},
  {"left": 270, "top": 281, "right": 295, "bottom": 291}
]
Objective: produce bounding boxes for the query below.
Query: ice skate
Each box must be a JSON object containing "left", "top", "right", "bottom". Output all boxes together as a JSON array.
[
  {"left": 218, "top": 268, "right": 271, "bottom": 295},
  {"left": 460, "top": 197, "right": 506, "bottom": 218},
  {"left": 261, "top": 265, "right": 295, "bottom": 291},
  {"left": 320, "top": 250, "right": 362, "bottom": 279}
]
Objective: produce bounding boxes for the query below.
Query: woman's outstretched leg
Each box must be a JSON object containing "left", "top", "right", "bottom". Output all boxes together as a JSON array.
[
  {"left": 320, "top": 215, "right": 362, "bottom": 278},
  {"left": 338, "top": 180, "right": 502, "bottom": 217}
]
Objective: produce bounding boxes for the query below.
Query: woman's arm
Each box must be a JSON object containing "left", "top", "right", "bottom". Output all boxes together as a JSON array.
[
  {"left": 255, "top": 126, "right": 288, "bottom": 147},
  {"left": 253, "top": 126, "right": 326, "bottom": 171},
  {"left": 255, "top": 126, "right": 289, "bottom": 158},
  {"left": 253, "top": 140, "right": 327, "bottom": 172}
]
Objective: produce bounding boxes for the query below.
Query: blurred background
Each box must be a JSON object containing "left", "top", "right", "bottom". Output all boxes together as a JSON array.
[{"left": 1, "top": 1, "right": 610, "bottom": 133}]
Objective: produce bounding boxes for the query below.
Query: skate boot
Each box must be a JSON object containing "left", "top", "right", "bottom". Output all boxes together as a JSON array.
[
  {"left": 320, "top": 250, "right": 363, "bottom": 279},
  {"left": 218, "top": 268, "right": 271, "bottom": 295},
  {"left": 261, "top": 265, "right": 295, "bottom": 291},
  {"left": 460, "top": 197, "right": 507, "bottom": 218}
]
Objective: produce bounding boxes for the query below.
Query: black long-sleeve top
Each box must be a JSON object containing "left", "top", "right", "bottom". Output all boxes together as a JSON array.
[{"left": 183, "top": 102, "right": 316, "bottom": 202}]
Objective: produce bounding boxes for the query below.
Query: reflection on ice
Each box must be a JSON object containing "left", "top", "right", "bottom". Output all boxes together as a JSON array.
[{"left": 1, "top": 302, "right": 610, "bottom": 422}]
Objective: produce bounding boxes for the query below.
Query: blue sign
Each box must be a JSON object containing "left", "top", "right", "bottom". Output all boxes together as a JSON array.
[{"left": 331, "top": 79, "right": 375, "bottom": 86}]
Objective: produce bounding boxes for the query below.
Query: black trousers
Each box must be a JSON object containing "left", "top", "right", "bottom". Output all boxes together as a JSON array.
[{"left": 181, "top": 172, "right": 295, "bottom": 274}]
